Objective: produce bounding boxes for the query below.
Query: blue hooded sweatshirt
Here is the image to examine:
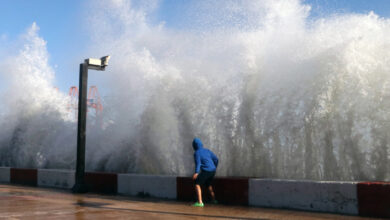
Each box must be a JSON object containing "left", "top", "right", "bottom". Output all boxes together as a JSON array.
[{"left": 192, "top": 138, "right": 219, "bottom": 173}]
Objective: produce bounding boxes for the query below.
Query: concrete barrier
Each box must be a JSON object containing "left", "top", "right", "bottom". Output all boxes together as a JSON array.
[
  {"left": 10, "top": 168, "right": 37, "bottom": 186},
  {"left": 0, "top": 167, "right": 10, "bottom": 183},
  {"left": 85, "top": 171, "right": 117, "bottom": 194},
  {"left": 1, "top": 167, "right": 390, "bottom": 218},
  {"left": 213, "top": 177, "right": 249, "bottom": 205},
  {"left": 249, "top": 179, "right": 358, "bottom": 215},
  {"left": 118, "top": 174, "right": 176, "bottom": 199},
  {"left": 358, "top": 182, "right": 390, "bottom": 218},
  {"left": 177, "top": 177, "right": 249, "bottom": 205},
  {"left": 38, "top": 169, "right": 75, "bottom": 189}
]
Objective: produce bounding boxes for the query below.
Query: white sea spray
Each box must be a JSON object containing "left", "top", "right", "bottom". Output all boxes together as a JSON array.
[{"left": 1, "top": 0, "right": 390, "bottom": 181}]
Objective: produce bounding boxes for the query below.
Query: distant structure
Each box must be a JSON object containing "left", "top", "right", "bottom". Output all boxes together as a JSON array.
[
  {"left": 68, "top": 86, "right": 103, "bottom": 126},
  {"left": 87, "top": 85, "right": 103, "bottom": 126},
  {"left": 68, "top": 86, "right": 79, "bottom": 119}
]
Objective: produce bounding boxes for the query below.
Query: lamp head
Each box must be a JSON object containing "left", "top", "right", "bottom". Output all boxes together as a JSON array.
[
  {"left": 85, "top": 55, "right": 110, "bottom": 71},
  {"left": 101, "top": 55, "right": 110, "bottom": 67}
]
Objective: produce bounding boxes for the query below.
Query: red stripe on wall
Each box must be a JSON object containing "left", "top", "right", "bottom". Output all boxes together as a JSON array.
[
  {"left": 213, "top": 177, "right": 249, "bottom": 205},
  {"left": 177, "top": 177, "right": 248, "bottom": 205},
  {"left": 10, "top": 168, "right": 37, "bottom": 186},
  {"left": 176, "top": 177, "right": 195, "bottom": 201},
  {"left": 85, "top": 172, "right": 117, "bottom": 194},
  {"left": 358, "top": 181, "right": 390, "bottom": 218}
]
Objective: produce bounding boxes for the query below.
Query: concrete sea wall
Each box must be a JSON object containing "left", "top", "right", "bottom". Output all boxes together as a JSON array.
[{"left": 0, "top": 167, "right": 388, "bottom": 218}]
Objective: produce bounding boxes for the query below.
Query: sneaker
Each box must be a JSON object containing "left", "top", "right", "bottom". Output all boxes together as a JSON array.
[
  {"left": 192, "top": 202, "right": 204, "bottom": 207},
  {"left": 211, "top": 200, "right": 218, "bottom": 204}
]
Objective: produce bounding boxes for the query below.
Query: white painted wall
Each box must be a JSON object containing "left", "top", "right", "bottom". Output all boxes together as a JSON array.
[
  {"left": 118, "top": 174, "right": 177, "bottom": 199},
  {"left": 249, "top": 179, "right": 358, "bottom": 215},
  {"left": 0, "top": 167, "right": 10, "bottom": 183},
  {"left": 37, "top": 169, "right": 75, "bottom": 189}
]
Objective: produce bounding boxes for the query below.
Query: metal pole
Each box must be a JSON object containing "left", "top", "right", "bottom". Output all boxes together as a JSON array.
[{"left": 72, "top": 62, "right": 89, "bottom": 193}]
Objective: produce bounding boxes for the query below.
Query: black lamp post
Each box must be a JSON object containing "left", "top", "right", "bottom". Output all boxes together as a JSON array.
[{"left": 72, "top": 56, "right": 110, "bottom": 193}]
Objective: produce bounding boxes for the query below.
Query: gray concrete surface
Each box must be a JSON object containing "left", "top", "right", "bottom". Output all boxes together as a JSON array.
[
  {"left": 118, "top": 174, "right": 177, "bottom": 199},
  {"left": 0, "top": 167, "right": 10, "bottom": 183},
  {"left": 38, "top": 169, "right": 75, "bottom": 189},
  {"left": 249, "top": 179, "right": 358, "bottom": 215}
]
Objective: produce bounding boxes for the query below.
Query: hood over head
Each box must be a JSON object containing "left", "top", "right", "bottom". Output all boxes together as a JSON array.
[{"left": 192, "top": 138, "right": 203, "bottom": 150}]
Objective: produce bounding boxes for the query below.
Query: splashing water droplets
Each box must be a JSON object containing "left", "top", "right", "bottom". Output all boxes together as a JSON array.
[{"left": 1, "top": 0, "right": 390, "bottom": 181}]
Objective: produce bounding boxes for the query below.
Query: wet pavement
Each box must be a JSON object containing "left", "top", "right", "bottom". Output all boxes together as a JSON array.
[{"left": 0, "top": 184, "right": 380, "bottom": 219}]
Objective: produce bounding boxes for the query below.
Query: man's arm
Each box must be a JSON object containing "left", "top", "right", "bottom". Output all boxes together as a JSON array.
[{"left": 194, "top": 152, "right": 201, "bottom": 174}]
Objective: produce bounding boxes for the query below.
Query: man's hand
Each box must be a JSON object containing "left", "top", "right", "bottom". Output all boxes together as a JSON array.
[{"left": 192, "top": 173, "right": 198, "bottom": 180}]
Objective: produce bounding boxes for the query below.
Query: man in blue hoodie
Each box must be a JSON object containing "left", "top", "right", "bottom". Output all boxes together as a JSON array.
[{"left": 192, "top": 138, "right": 219, "bottom": 207}]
